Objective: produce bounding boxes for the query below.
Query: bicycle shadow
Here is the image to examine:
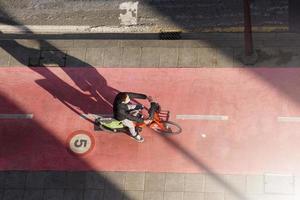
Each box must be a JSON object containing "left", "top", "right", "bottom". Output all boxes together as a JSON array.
[{"left": 0, "top": 38, "right": 119, "bottom": 124}]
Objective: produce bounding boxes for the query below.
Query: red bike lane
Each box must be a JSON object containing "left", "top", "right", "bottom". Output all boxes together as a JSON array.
[{"left": 1, "top": 67, "right": 300, "bottom": 174}]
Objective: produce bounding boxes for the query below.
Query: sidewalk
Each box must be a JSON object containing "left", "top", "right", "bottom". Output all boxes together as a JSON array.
[
  {"left": 1, "top": 33, "right": 300, "bottom": 200},
  {"left": 0, "top": 33, "right": 299, "bottom": 68},
  {"left": 0, "top": 171, "right": 298, "bottom": 200}
]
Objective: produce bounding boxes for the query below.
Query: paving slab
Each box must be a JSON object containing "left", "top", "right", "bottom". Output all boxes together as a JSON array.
[
  {"left": 165, "top": 173, "right": 185, "bottom": 192},
  {"left": 178, "top": 48, "right": 198, "bottom": 67},
  {"left": 23, "top": 189, "right": 43, "bottom": 200},
  {"left": 64, "top": 189, "right": 84, "bottom": 200},
  {"left": 40, "top": 50, "right": 66, "bottom": 67},
  {"left": 264, "top": 174, "right": 294, "bottom": 194},
  {"left": 103, "top": 172, "right": 126, "bottom": 190},
  {"left": 247, "top": 194, "right": 295, "bottom": 200},
  {"left": 43, "top": 172, "right": 66, "bottom": 189},
  {"left": 104, "top": 188, "right": 124, "bottom": 200},
  {"left": 204, "top": 175, "right": 226, "bottom": 193},
  {"left": 84, "top": 189, "right": 104, "bottom": 200},
  {"left": 223, "top": 175, "right": 246, "bottom": 194},
  {"left": 198, "top": 48, "right": 216, "bottom": 67},
  {"left": 103, "top": 47, "right": 122, "bottom": 67},
  {"left": 295, "top": 176, "right": 300, "bottom": 196},
  {"left": 215, "top": 48, "right": 234, "bottom": 67},
  {"left": 25, "top": 172, "right": 48, "bottom": 189},
  {"left": 278, "top": 47, "right": 300, "bottom": 67},
  {"left": 0, "top": 48, "right": 11, "bottom": 67},
  {"left": 4, "top": 172, "right": 26, "bottom": 189},
  {"left": 85, "top": 172, "right": 105, "bottom": 189},
  {"left": 123, "top": 190, "right": 144, "bottom": 200},
  {"left": 183, "top": 192, "right": 204, "bottom": 200},
  {"left": 85, "top": 48, "right": 104, "bottom": 67},
  {"left": 65, "top": 172, "right": 86, "bottom": 189},
  {"left": 204, "top": 192, "right": 224, "bottom": 200},
  {"left": 7, "top": 47, "right": 31, "bottom": 67},
  {"left": 121, "top": 47, "right": 141, "bottom": 67},
  {"left": 224, "top": 191, "right": 247, "bottom": 200},
  {"left": 246, "top": 175, "right": 264, "bottom": 194},
  {"left": 125, "top": 172, "right": 145, "bottom": 191},
  {"left": 66, "top": 48, "right": 88, "bottom": 67},
  {"left": 159, "top": 48, "right": 178, "bottom": 67},
  {"left": 9, "top": 47, "right": 41, "bottom": 67},
  {"left": 144, "top": 173, "right": 165, "bottom": 192},
  {"left": 0, "top": 172, "right": 5, "bottom": 189},
  {"left": 44, "top": 189, "right": 64, "bottom": 200},
  {"left": 244, "top": 48, "right": 300, "bottom": 67},
  {"left": 140, "top": 47, "right": 160, "bottom": 67},
  {"left": 184, "top": 174, "right": 204, "bottom": 192},
  {"left": 144, "top": 191, "right": 164, "bottom": 200},
  {"left": 2, "top": 189, "right": 24, "bottom": 200},
  {"left": 164, "top": 192, "right": 184, "bottom": 200}
]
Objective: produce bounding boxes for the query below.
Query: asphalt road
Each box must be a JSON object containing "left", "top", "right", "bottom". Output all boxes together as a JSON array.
[{"left": 0, "top": 0, "right": 289, "bottom": 32}]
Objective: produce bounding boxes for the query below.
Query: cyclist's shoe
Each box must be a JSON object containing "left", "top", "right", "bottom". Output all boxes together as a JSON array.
[{"left": 132, "top": 134, "right": 144, "bottom": 143}]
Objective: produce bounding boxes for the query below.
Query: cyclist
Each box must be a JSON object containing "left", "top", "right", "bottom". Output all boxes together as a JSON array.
[{"left": 113, "top": 92, "right": 152, "bottom": 142}]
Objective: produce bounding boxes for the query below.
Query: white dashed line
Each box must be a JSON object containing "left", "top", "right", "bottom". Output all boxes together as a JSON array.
[
  {"left": 277, "top": 116, "right": 300, "bottom": 122},
  {"left": 176, "top": 115, "right": 229, "bottom": 121},
  {"left": 0, "top": 114, "right": 33, "bottom": 119}
]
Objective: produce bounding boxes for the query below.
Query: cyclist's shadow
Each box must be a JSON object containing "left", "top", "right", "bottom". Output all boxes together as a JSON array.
[{"left": 0, "top": 39, "right": 119, "bottom": 123}]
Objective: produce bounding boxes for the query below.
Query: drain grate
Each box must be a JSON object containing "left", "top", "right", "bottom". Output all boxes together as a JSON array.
[{"left": 159, "top": 31, "right": 182, "bottom": 40}]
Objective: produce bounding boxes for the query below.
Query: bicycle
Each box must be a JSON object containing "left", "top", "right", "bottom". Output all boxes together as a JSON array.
[{"left": 95, "top": 100, "right": 182, "bottom": 136}]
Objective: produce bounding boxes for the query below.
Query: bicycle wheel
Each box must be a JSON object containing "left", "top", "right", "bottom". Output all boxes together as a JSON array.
[{"left": 152, "top": 121, "right": 182, "bottom": 135}]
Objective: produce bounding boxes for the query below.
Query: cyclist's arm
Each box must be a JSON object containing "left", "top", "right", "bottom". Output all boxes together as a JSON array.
[
  {"left": 127, "top": 92, "right": 147, "bottom": 100},
  {"left": 120, "top": 109, "right": 144, "bottom": 123}
]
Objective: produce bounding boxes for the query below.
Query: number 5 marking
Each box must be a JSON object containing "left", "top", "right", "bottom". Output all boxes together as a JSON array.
[{"left": 74, "top": 139, "right": 87, "bottom": 148}]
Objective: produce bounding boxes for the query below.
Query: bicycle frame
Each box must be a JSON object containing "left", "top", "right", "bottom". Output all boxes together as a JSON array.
[{"left": 135, "top": 108, "right": 170, "bottom": 132}]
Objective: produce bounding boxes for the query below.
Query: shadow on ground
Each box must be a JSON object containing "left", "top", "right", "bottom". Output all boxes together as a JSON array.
[
  {"left": 0, "top": 2, "right": 298, "bottom": 200},
  {"left": 0, "top": 7, "right": 128, "bottom": 200}
]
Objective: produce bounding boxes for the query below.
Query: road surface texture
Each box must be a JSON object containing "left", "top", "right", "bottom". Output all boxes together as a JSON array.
[{"left": 0, "top": 0, "right": 291, "bottom": 32}]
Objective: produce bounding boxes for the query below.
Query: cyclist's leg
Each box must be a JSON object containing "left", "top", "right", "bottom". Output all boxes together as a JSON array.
[{"left": 121, "top": 119, "right": 137, "bottom": 137}]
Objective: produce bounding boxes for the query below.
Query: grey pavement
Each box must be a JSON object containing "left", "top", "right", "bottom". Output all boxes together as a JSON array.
[
  {"left": 0, "top": 0, "right": 289, "bottom": 31},
  {"left": 0, "top": 171, "right": 300, "bottom": 200},
  {"left": 0, "top": 33, "right": 299, "bottom": 68}
]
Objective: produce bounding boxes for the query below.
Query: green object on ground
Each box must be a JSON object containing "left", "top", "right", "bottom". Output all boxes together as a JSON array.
[{"left": 102, "top": 119, "right": 124, "bottom": 129}]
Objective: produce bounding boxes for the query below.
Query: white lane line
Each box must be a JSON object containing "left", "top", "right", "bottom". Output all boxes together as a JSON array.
[
  {"left": 278, "top": 116, "right": 300, "bottom": 122},
  {"left": 176, "top": 115, "right": 229, "bottom": 121},
  {"left": 0, "top": 114, "right": 33, "bottom": 119},
  {"left": 80, "top": 114, "right": 113, "bottom": 119}
]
